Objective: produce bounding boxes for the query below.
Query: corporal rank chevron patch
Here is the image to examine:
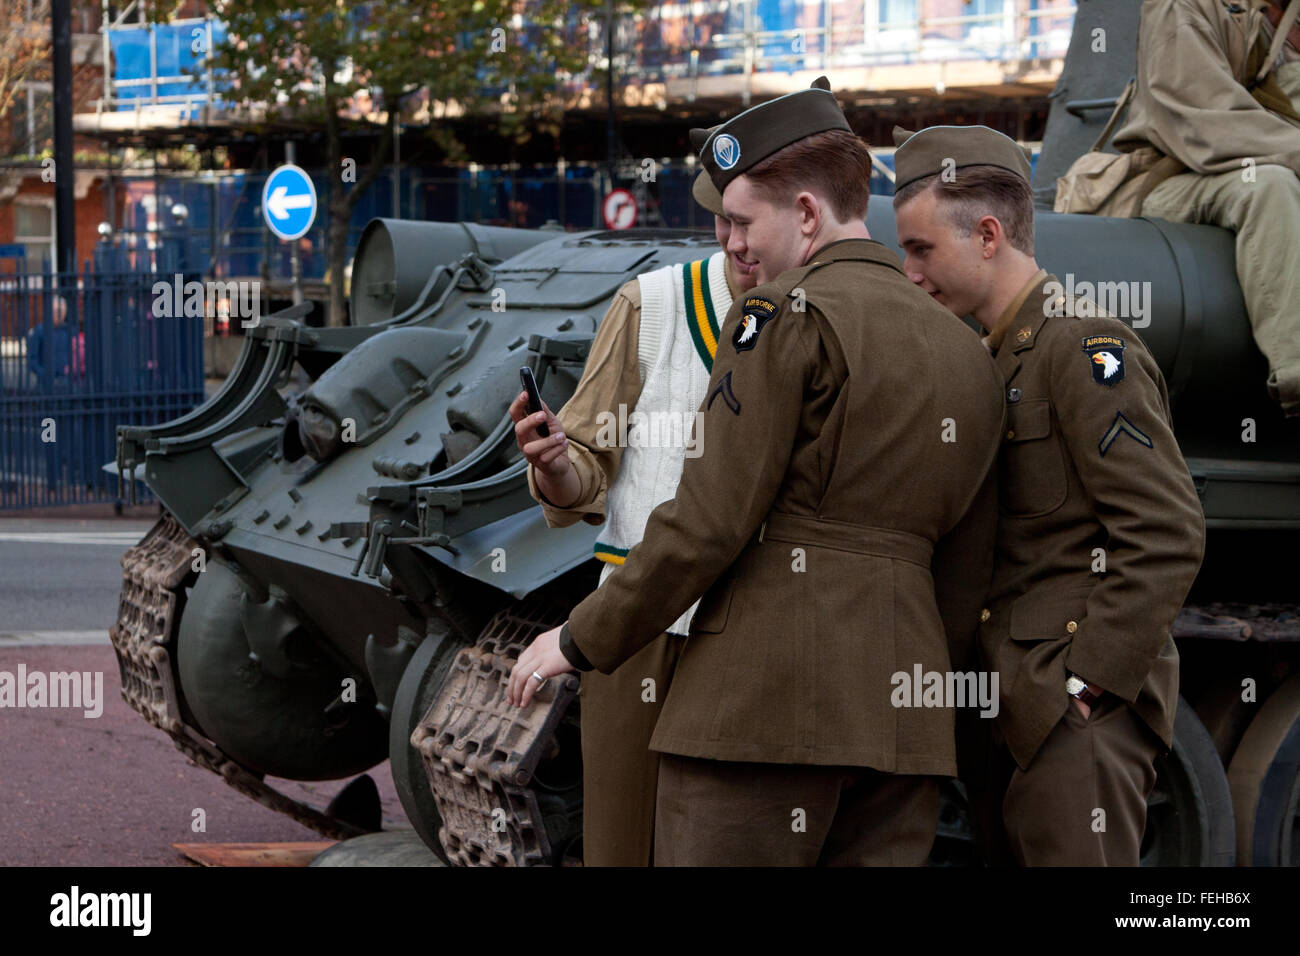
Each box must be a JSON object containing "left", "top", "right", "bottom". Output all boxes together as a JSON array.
[
  {"left": 707, "top": 370, "right": 741, "bottom": 416},
  {"left": 1098, "top": 410, "right": 1153, "bottom": 457}
]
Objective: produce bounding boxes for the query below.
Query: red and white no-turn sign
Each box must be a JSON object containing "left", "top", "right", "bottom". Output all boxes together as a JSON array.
[{"left": 602, "top": 189, "right": 638, "bottom": 230}]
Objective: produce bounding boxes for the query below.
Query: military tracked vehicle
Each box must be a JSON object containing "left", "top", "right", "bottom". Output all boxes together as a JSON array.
[{"left": 110, "top": 0, "right": 1300, "bottom": 865}]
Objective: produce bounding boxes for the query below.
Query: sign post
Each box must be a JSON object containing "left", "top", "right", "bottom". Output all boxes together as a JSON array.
[{"left": 262, "top": 159, "right": 318, "bottom": 305}]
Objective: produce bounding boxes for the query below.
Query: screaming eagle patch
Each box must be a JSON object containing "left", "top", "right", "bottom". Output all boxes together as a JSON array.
[
  {"left": 733, "top": 295, "right": 779, "bottom": 353},
  {"left": 1082, "top": 335, "right": 1126, "bottom": 386}
]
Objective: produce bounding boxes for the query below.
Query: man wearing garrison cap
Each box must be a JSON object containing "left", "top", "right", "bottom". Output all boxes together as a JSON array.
[
  {"left": 509, "top": 78, "right": 1004, "bottom": 865},
  {"left": 893, "top": 124, "right": 1205, "bottom": 866},
  {"left": 510, "top": 128, "right": 758, "bottom": 867}
]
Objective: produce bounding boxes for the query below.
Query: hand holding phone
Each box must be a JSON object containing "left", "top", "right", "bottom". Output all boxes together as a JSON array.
[
  {"left": 519, "top": 366, "right": 550, "bottom": 437},
  {"left": 511, "top": 367, "right": 578, "bottom": 504}
]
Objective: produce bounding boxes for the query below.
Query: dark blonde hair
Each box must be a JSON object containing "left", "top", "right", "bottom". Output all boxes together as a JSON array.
[
  {"left": 742, "top": 129, "right": 873, "bottom": 223},
  {"left": 893, "top": 164, "right": 1035, "bottom": 255}
]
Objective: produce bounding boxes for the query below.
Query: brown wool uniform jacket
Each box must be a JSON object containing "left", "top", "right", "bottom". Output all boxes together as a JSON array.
[
  {"left": 565, "top": 238, "right": 1005, "bottom": 775},
  {"left": 979, "top": 273, "right": 1206, "bottom": 770}
]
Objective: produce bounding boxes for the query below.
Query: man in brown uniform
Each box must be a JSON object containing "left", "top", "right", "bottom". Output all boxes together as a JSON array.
[
  {"left": 508, "top": 165, "right": 756, "bottom": 866},
  {"left": 1108, "top": 0, "right": 1300, "bottom": 414},
  {"left": 509, "top": 79, "right": 1004, "bottom": 865},
  {"left": 893, "top": 124, "right": 1207, "bottom": 865}
]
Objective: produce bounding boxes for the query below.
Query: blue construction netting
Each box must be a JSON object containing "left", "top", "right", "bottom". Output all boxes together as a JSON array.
[{"left": 110, "top": 21, "right": 230, "bottom": 115}]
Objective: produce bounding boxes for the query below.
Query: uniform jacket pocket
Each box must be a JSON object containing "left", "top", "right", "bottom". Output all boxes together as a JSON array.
[
  {"left": 998, "top": 399, "right": 1068, "bottom": 518},
  {"left": 690, "top": 568, "right": 735, "bottom": 634},
  {"left": 1008, "top": 585, "right": 1094, "bottom": 643}
]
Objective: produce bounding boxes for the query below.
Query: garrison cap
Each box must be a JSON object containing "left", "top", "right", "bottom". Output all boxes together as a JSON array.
[
  {"left": 690, "top": 124, "right": 726, "bottom": 216},
  {"left": 892, "top": 125, "right": 1033, "bottom": 192},
  {"left": 694, "top": 76, "right": 852, "bottom": 198}
]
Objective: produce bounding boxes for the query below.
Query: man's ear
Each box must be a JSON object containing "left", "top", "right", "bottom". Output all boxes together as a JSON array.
[
  {"left": 798, "top": 190, "right": 828, "bottom": 232},
  {"left": 975, "top": 215, "right": 1004, "bottom": 256}
]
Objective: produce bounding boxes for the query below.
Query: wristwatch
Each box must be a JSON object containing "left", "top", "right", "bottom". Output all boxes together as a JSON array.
[{"left": 1066, "top": 673, "right": 1103, "bottom": 707}]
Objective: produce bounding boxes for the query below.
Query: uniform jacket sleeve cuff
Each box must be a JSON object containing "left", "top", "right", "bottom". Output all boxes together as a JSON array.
[
  {"left": 559, "top": 621, "right": 594, "bottom": 672},
  {"left": 1064, "top": 628, "right": 1149, "bottom": 704}
]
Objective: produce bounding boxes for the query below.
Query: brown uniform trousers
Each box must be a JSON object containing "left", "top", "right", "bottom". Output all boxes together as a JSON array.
[
  {"left": 975, "top": 695, "right": 1160, "bottom": 866},
  {"left": 970, "top": 273, "right": 1205, "bottom": 866},
  {"left": 567, "top": 238, "right": 1005, "bottom": 865},
  {"left": 654, "top": 755, "right": 939, "bottom": 866},
  {"left": 579, "top": 632, "right": 684, "bottom": 867}
]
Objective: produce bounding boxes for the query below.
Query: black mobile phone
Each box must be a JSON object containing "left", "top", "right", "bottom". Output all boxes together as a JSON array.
[{"left": 519, "top": 366, "right": 550, "bottom": 437}]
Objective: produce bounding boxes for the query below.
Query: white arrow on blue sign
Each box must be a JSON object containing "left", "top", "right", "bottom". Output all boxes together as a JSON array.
[{"left": 262, "top": 164, "right": 318, "bottom": 241}]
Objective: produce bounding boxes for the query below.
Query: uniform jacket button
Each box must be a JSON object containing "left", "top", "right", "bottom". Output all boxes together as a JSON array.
[
  {"left": 1006, "top": 429, "right": 1016, "bottom": 440},
  {"left": 1066, "top": 620, "right": 1078, "bottom": 634},
  {"left": 979, "top": 608, "right": 991, "bottom": 623}
]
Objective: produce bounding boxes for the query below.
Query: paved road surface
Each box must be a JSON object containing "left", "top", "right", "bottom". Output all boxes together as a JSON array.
[{"left": 0, "top": 517, "right": 405, "bottom": 866}]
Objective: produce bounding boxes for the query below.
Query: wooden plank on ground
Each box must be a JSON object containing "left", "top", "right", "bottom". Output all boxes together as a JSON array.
[{"left": 174, "top": 842, "right": 335, "bottom": 867}]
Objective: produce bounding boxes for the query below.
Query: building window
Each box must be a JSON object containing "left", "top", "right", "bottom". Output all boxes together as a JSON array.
[
  {"left": 965, "top": 0, "right": 1010, "bottom": 44},
  {"left": 880, "top": 0, "right": 918, "bottom": 29},
  {"left": 14, "top": 200, "right": 55, "bottom": 271},
  {"left": 9, "top": 84, "right": 53, "bottom": 157}
]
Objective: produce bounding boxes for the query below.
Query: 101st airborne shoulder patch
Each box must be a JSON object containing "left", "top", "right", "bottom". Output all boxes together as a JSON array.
[
  {"left": 733, "top": 295, "right": 779, "bottom": 352},
  {"left": 1082, "top": 334, "right": 1125, "bottom": 386}
]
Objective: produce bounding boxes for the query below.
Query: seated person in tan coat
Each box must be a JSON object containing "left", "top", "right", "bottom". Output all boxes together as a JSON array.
[{"left": 1113, "top": 0, "right": 1300, "bottom": 415}]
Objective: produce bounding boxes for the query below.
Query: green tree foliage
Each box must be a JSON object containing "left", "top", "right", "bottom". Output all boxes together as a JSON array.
[{"left": 155, "top": 0, "right": 612, "bottom": 324}]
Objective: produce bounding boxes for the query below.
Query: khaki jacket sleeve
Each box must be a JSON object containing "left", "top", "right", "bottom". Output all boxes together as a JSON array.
[
  {"left": 1055, "top": 323, "right": 1206, "bottom": 702},
  {"left": 1117, "top": 0, "right": 1300, "bottom": 174},
  {"left": 566, "top": 289, "right": 821, "bottom": 673},
  {"left": 526, "top": 281, "right": 643, "bottom": 528}
]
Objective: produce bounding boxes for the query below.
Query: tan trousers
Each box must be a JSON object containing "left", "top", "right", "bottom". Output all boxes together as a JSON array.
[
  {"left": 578, "top": 631, "right": 684, "bottom": 866},
  {"left": 1141, "top": 160, "right": 1300, "bottom": 416},
  {"left": 979, "top": 693, "right": 1161, "bottom": 866},
  {"left": 653, "top": 753, "right": 940, "bottom": 866}
]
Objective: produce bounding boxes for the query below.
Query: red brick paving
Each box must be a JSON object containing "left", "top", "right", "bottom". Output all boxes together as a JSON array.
[{"left": 0, "top": 643, "right": 406, "bottom": 866}]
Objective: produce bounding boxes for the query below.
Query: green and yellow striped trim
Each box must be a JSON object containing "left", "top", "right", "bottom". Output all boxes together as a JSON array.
[
  {"left": 593, "top": 543, "right": 630, "bottom": 565},
  {"left": 683, "top": 257, "right": 722, "bottom": 373}
]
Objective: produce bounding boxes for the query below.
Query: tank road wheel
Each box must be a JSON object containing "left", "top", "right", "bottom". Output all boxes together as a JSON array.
[
  {"left": 1227, "top": 672, "right": 1300, "bottom": 866},
  {"left": 1195, "top": 676, "right": 1265, "bottom": 765},
  {"left": 1141, "top": 698, "right": 1236, "bottom": 866},
  {"left": 176, "top": 560, "right": 389, "bottom": 780},
  {"left": 388, "top": 626, "right": 460, "bottom": 863}
]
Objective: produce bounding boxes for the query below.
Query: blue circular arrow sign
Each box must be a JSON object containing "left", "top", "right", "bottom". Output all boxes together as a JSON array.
[{"left": 262, "top": 164, "right": 318, "bottom": 241}]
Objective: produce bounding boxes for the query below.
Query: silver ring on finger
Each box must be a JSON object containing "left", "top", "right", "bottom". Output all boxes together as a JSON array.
[{"left": 531, "top": 671, "right": 547, "bottom": 684}]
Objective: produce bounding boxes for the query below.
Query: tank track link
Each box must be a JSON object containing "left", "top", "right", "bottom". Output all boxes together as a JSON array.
[
  {"left": 109, "top": 513, "right": 367, "bottom": 842},
  {"left": 413, "top": 597, "right": 582, "bottom": 866}
]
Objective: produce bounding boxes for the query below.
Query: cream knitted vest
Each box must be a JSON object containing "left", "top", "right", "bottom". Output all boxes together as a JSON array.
[{"left": 593, "top": 251, "right": 732, "bottom": 637}]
